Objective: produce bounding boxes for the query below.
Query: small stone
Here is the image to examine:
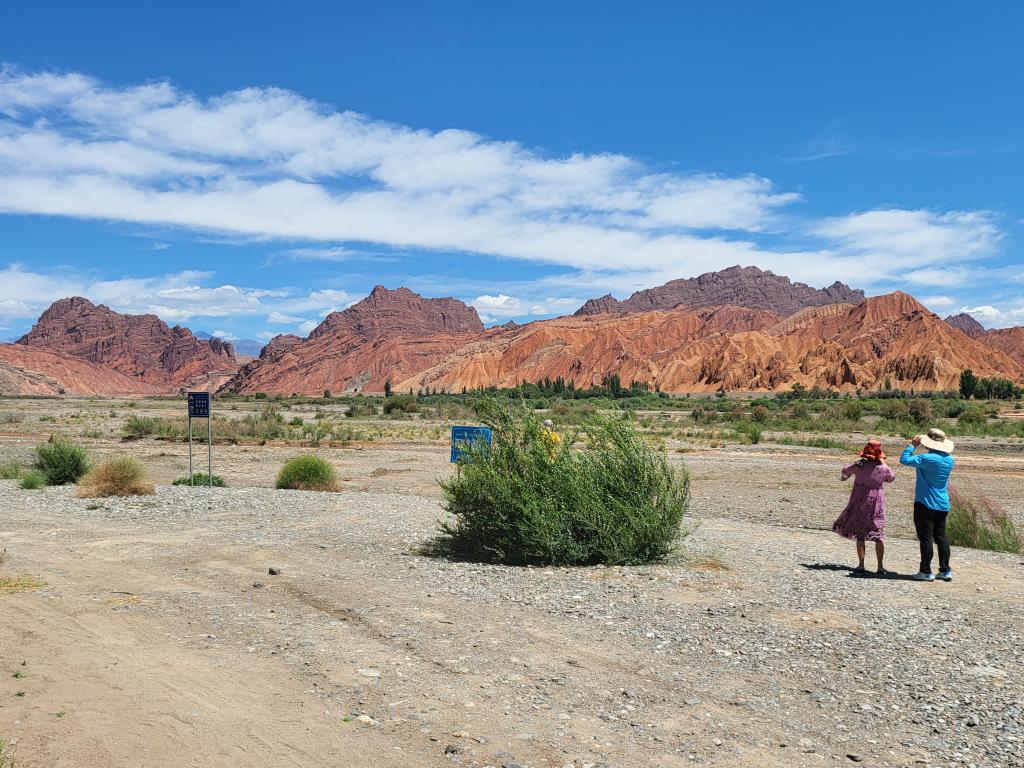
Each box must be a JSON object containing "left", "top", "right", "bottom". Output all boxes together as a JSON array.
[
  {"left": 252, "top": 581, "right": 264, "bottom": 588},
  {"left": 356, "top": 714, "right": 377, "bottom": 726},
  {"left": 966, "top": 714, "right": 980, "bottom": 727},
  {"left": 444, "top": 744, "right": 462, "bottom": 754},
  {"left": 357, "top": 668, "right": 381, "bottom": 678},
  {"left": 268, "top": 567, "right": 282, "bottom": 576},
  {"left": 684, "top": 697, "right": 701, "bottom": 706},
  {"left": 847, "top": 754, "right": 864, "bottom": 763}
]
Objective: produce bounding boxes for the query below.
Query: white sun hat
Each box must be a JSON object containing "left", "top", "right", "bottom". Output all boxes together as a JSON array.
[{"left": 920, "top": 427, "right": 955, "bottom": 454}]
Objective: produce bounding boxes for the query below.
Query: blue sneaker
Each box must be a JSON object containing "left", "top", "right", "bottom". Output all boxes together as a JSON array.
[
  {"left": 912, "top": 572, "right": 936, "bottom": 582},
  {"left": 938, "top": 570, "right": 953, "bottom": 582}
]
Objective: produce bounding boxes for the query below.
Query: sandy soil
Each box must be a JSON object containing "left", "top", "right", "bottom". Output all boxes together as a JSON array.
[{"left": 1, "top": 398, "right": 1023, "bottom": 767}]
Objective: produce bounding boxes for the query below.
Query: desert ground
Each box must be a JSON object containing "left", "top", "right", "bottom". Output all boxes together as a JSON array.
[{"left": 1, "top": 397, "right": 1022, "bottom": 768}]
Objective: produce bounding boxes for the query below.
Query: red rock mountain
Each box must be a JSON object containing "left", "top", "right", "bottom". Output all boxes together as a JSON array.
[
  {"left": 943, "top": 313, "right": 986, "bottom": 338},
  {"left": 9, "top": 279, "right": 1023, "bottom": 397},
  {"left": 981, "top": 326, "right": 1024, "bottom": 367},
  {"left": 310, "top": 286, "right": 484, "bottom": 340},
  {"left": 15, "top": 297, "right": 238, "bottom": 391},
  {"left": 575, "top": 265, "right": 865, "bottom": 317},
  {"left": 225, "top": 287, "right": 485, "bottom": 395},
  {"left": 398, "top": 292, "right": 1024, "bottom": 393},
  {"left": 942, "top": 313, "right": 1024, "bottom": 366},
  {"left": 0, "top": 345, "right": 164, "bottom": 396}
]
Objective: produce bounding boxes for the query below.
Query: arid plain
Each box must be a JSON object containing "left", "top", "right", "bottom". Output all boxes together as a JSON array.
[{"left": 2, "top": 396, "right": 1022, "bottom": 768}]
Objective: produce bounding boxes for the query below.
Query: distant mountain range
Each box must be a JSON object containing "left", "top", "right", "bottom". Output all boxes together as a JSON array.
[
  {"left": 1, "top": 267, "right": 1022, "bottom": 396},
  {"left": 195, "top": 332, "right": 264, "bottom": 358}
]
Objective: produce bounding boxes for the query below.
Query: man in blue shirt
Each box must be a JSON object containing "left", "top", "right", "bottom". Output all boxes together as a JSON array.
[{"left": 899, "top": 428, "right": 955, "bottom": 582}]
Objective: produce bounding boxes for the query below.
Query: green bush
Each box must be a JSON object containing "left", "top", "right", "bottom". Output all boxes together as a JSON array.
[
  {"left": 738, "top": 423, "right": 763, "bottom": 444},
  {"left": 33, "top": 437, "right": 90, "bottom": 485},
  {"left": 907, "top": 398, "right": 934, "bottom": 426},
  {"left": 841, "top": 400, "right": 864, "bottom": 420},
  {"left": 276, "top": 455, "right": 338, "bottom": 491},
  {"left": 382, "top": 394, "right": 419, "bottom": 415},
  {"left": 171, "top": 473, "right": 227, "bottom": 487},
  {"left": 947, "top": 487, "right": 1022, "bottom": 554},
  {"left": 19, "top": 470, "right": 46, "bottom": 490},
  {"left": 0, "top": 459, "right": 23, "bottom": 480},
  {"left": 957, "top": 405, "right": 988, "bottom": 427},
  {"left": 436, "top": 404, "right": 690, "bottom": 566},
  {"left": 122, "top": 414, "right": 161, "bottom": 439}
]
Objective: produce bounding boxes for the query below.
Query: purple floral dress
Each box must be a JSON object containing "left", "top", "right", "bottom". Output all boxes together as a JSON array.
[{"left": 832, "top": 460, "right": 895, "bottom": 541}]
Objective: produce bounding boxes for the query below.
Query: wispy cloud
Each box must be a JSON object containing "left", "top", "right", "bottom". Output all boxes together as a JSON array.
[{"left": 787, "top": 118, "right": 851, "bottom": 162}]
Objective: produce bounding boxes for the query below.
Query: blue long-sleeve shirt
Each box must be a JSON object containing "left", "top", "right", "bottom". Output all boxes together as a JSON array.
[{"left": 899, "top": 445, "right": 954, "bottom": 511}]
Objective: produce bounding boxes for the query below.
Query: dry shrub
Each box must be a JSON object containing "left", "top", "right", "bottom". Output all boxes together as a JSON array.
[
  {"left": 947, "top": 486, "right": 1022, "bottom": 554},
  {"left": 77, "top": 456, "right": 155, "bottom": 498}
]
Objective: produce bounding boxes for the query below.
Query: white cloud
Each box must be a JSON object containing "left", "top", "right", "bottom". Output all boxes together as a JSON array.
[
  {"left": 920, "top": 295, "right": 957, "bottom": 310},
  {"left": 0, "top": 68, "right": 829, "bottom": 283},
  {"left": 267, "top": 311, "right": 305, "bottom": 324},
  {"left": 0, "top": 68, "right": 1011, "bottom": 319},
  {"left": 211, "top": 329, "right": 238, "bottom": 340},
  {"left": 297, "top": 319, "right": 318, "bottom": 335},
  {"left": 0, "top": 262, "right": 355, "bottom": 329},
  {"left": 961, "top": 304, "right": 1024, "bottom": 329},
  {"left": 255, "top": 331, "right": 276, "bottom": 341}
]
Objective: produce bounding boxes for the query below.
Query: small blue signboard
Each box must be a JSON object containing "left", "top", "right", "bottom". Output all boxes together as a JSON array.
[
  {"left": 188, "top": 391, "right": 210, "bottom": 418},
  {"left": 450, "top": 425, "right": 492, "bottom": 463}
]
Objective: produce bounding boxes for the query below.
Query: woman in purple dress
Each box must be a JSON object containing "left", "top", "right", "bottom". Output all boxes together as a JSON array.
[{"left": 833, "top": 440, "right": 895, "bottom": 575}]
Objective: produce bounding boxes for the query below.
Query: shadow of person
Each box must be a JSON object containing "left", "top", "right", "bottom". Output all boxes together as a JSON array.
[{"left": 800, "top": 563, "right": 917, "bottom": 581}]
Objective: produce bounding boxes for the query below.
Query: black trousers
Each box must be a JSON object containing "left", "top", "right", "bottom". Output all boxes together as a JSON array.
[{"left": 913, "top": 502, "right": 950, "bottom": 573}]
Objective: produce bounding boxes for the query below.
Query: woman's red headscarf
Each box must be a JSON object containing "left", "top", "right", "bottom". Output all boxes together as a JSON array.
[{"left": 859, "top": 440, "right": 885, "bottom": 461}]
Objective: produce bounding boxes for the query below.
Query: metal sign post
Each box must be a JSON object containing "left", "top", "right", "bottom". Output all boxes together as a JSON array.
[{"left": 187, "top": 391, "right": 212, "bottom": 487}]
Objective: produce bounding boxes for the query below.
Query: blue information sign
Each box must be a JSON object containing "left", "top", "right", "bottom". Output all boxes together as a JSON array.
[
  {"left": 188, "top": 391, "right": 210, "bottom": 418},
  {"left": 450, "top": 425, "right": 492, "bottom": 463}
]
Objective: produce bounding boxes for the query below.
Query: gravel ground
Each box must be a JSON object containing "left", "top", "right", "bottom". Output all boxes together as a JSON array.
[{"left": 1, "top": 475, "right": 1022, "bottom": 768}]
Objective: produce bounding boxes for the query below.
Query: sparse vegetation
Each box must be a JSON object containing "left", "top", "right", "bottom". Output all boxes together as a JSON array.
[
  {"left": 0, "top": 460, "right": 23, "bottom": 480},
  {"left": 76, "top": 456, "right": 155, "bottom": 498},
  {"left": 18, "top": 470, "right": 46, "bottom": 490},
  {"left": 171, "top": 473, "right": 227, "bottom": 487},
  {"left": 33, "top": 437, "right": 90, "bottom": 485},
  {"left": 436, "top": 403, "right": 690, "bottom": 566},
  {"left": 122, "top": 414, "right": 162, "bottom": 439},
  {"left": 0, "top": 576, "right": 46, "bottom": 594},
  {"left": 275, "top": 455, "right": 339, "bottom": 491},
  {"left": 947, "top": 486, "right": 1022, "bottom": 554}
]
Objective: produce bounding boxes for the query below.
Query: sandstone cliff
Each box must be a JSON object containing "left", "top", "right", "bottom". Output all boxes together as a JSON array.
[
  {"left": 0, "top": 345, "right": 165, "bottom": 396},
  {"left": 398, "top": 292, "right": 1023, "bottom": 393},
  {"left": 16, "top": 297, "right": 238, "bottom": 390},
  {"left": 225, "top": 287, "right": 485, "bottom": 395},
  {"left": 575, "top": 265, "right": 864, "bottom": 317},
  {"left": 944, "top": 313, "right": 986, "bottom": 338},
  {"left": 980, "top": 326, "right": 1024, "bottom": 367}
]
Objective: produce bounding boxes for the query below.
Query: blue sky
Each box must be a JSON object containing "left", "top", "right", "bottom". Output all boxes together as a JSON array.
[{"left": 1, "top": 1, "right": 1023, "bottom": 343}]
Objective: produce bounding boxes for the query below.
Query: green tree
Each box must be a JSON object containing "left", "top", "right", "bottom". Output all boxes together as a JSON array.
[
  {"left": 384, "top": 379, "right": 393, "bottom": 398},
  {"left": 959, "top": 369, "right": 978, "bottom": 400}
]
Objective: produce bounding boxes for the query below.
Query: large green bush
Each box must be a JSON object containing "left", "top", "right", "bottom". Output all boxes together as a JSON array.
[
  {"left": 437, "top": 404, "right": 690, "bottom": 566},
  {"left": 33, "top": 437, "right": 90, "bottom": 485},
  {"left": 276, "top": 455, "right": 338, "bottom": 491}
]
